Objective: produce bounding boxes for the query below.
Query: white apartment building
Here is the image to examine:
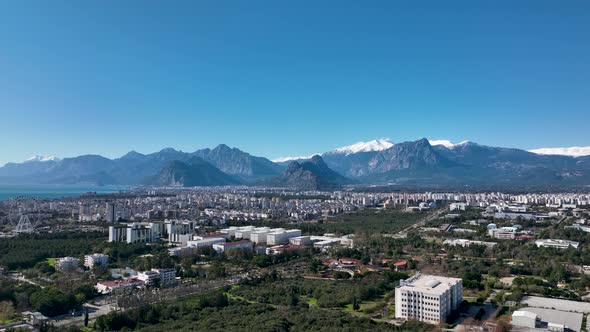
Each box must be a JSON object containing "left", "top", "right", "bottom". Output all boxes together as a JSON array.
[
  {"left": 109, "top": 222, "right": 163, "bottom": 244},
  {"left": 165, "top": 219, "right": 195, "bottom": 244},
  {"left": 152, "top": 268, "right": 176, "bottom": 284},
  {"left": 84, "top": 254, "right": 109, "bottom": 269},
  {"left": 137, "top": 270, "right": 160, "bottom": 286},
  {"left": 395, "top": 274, "right": 463, "bottom": 323},
  {"left": 55, "top": 257, "right": 80, "bottom": 271}
]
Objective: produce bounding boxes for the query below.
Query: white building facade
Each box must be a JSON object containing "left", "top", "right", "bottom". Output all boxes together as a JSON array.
[
  {"left": 84, "top": 254, "right": 109, "bottom": 269},
  {"left": 395, "top": 274, "right": 463, "bottom": 323}
]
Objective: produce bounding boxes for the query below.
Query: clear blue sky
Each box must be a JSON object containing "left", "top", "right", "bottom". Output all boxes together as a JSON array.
[{"left": 1, "top": 1, "right": 589, "bottom": 165}]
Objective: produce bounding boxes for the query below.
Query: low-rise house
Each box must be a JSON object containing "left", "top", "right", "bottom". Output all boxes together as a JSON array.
[
  {"left": 393, "top": 260, "right": 408, "bottom": 271},
  {"left": 96, "top": 278, "right": 143, "bottom": 294}
]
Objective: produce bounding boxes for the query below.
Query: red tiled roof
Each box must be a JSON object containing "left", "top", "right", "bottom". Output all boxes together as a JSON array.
[
  {"left": 339, "top": 258, "right": 361, "bottom": 264},
  {"left": 393, "top": 260, "right": 408, "bottom": 267}
]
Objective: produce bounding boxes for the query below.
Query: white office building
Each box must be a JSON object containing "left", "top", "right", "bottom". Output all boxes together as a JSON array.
[{"left": 395, "top": 274, "right": 463, "bottom": 323}]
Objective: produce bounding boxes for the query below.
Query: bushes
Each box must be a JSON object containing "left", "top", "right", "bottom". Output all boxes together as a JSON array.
[{"left": 29, "top": 288, "right": 78, "bottom": 317}]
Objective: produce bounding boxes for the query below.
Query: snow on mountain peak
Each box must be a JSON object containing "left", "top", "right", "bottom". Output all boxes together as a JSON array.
[
  {"left": 330, "top": 139, "right": 394, "bottom": 155},
  {"left": 272, "top": 154, "right": 317, "bottom": 163},
  {"left": 25, "top": 155, "right": 60, "bottom": 163},
  {"left": 528, "top": 146, "right": 590, "bottom": 157},
  {"left": 428, "top": 139, "right": 469, "bottom": 149}
]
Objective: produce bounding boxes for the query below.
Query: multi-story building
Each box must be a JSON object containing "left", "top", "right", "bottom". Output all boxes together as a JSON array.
[
  {"left": 109, "top": 222, "right": 163, "bottom": 243},
  {"left": 137, "top": 270, "right": 160, "bottom": 286},
  {"left": 55, "top": 257, "right": 80, "bottom": 271},
  {"left": 395, "top": 274, "right": 463, "bottom": 323},
  {"left": 212, "top": 240, "right": 253, "bottom": 253},
  {"left": 105, "top": 203, "right": 115, "bottom": 222},
  {"left": 152, "top": 268, "right": 176, "bottom": 284},
  {"left": 126, "top": 223, "right": 157, "bottom": 243},
  {"left": 266, "top": 229, "right": 302, "bottom": 245},
  {"left": 84, "top": 254, "right": 109, "bottom": 269},
  {"left": 108, "top": 225, "right": 127, "bottom": 242},
  {"left": 166, "top": 219, "right": 195, "bottom": 244}
]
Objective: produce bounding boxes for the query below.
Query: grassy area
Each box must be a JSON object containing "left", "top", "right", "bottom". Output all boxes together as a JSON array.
[
  {"left": 323, "top": 209, "right": 426, "bottom": 235},
  {"left": 342, "top": 293, "right": 391, "bottom": 319},
  {"left": 307, "top": 297, "right": 318, "bottom": 308},
  {"left": 46, "top": 257, "right": 57, "bottom": 267}
]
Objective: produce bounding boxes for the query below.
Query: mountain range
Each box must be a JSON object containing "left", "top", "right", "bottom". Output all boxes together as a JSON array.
[{"left": 1, "top": 139, "right": 590, "bottom": 189}]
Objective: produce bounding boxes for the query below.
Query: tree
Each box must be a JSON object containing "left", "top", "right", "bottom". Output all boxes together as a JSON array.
[
  {"left": 352, "top": 296, "right": 360, "bottom": 311},
  {"left": 83, "top": 307, "right": 89, "bottom": 327},
  {"left": 0, "top": 301, "right": 15, "bottom": 322}
]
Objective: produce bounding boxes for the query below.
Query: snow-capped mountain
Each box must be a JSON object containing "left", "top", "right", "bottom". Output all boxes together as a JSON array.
[
  {"left": 528, "top": 146, "right": 590, "bottom": 157},
  {"left": 428, "top": 139, "right": 469, "bottom": 149},
  {"left": 24, "top": 155, "right": 60, "bottom": 162},
  {"left": 327, "top": 139, "right": 394, "bottom": 155},
  {"left": 272, "top": 155, "right": 318, "bottom": 163}
]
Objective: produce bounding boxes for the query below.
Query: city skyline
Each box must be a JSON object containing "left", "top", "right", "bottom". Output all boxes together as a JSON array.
[{"left": 2, "top": 1, "right": 590, "bottom": 165}]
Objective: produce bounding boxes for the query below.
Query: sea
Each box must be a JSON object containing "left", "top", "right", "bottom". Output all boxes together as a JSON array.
[{"left": 0, "top": 184, "right": 130, "bottom": 201}]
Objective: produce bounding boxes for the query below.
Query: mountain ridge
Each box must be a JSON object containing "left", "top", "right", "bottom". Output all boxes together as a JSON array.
[{"left": 1, "top": 139, "right": 590, "bottom": 187}]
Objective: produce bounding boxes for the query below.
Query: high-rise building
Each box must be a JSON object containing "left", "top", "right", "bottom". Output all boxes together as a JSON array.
[
  {"left": 395, "top": 274, "right": 463, "bottom": 323},
  {"left": 105, "top": 203, "right": 115, "bottom": 222}
]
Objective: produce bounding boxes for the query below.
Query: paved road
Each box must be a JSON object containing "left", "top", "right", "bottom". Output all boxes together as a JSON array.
[
  {"left": 52, "top": 275, "right": 247, "bottom": 327},
  {"left": 396, "top": 208, "right": 448, "bottom": 236}
]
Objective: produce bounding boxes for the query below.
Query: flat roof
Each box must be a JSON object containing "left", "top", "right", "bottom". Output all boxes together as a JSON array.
[
  {"left": 524, "top": 307, "right": 583, "bottom": 332},
  {"left": 512, "top": 310, "right": 537, "bottom": 320},
  {"left": 398, "top": 274, "right": 462, "bottom": 294},
  {"left": 521, "top": 296, "right": 590, "bottom": 314}
]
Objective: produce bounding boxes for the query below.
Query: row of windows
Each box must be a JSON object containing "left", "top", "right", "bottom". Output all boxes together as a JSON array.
[
  {"left": 400, "top": 311, "right": 440, "bottom": 320},
  {"left": 401, "top": 306, "right": 439, "bottom": 313},
  {"left": 401, "top": 303, "right": 439, "bottom": 309},
  {"left": 401, "top": 293, "right": 441, "bottom": 300}
]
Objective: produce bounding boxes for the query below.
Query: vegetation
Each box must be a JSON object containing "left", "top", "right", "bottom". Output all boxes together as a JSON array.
[{"left": 91, "top": 289, "right": 433, "bottom": 332}]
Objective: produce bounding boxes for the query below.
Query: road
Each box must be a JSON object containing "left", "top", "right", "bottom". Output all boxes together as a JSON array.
[
  {"left": 396, "top": 207, "right": 448, "bottom": 236},
  {"left": 8, "top": 273, "right": 46, "bottom": 289},
  {"left": 52, "top": 274, "right": 247, "bottom": 327}
]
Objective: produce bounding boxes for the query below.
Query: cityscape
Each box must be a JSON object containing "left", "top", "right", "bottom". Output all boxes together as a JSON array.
[
  {"left": 1, "top": 1, "right": 590, "bottom": 332},
  {"left": 1, "top": 187, "right": 590, "bottom": 331}
]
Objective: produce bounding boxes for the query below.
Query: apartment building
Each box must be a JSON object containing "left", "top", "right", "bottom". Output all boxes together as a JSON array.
[{"left": 84, "top": 254, "right": 109, "bottom": 269}]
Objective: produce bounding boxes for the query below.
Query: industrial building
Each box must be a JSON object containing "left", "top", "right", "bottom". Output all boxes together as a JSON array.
[
  {"left": 512, "top": 308, "right": 583, "bottom": 332},
  {"left": 534, "top": 239, "right": 580, "bottom": 249}
]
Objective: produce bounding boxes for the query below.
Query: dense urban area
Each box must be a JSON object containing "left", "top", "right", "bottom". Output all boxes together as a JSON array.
[{"left": 0, "top": 187, "right": 589, "bottom": 331}]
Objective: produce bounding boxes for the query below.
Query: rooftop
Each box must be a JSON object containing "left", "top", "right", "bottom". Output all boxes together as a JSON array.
[{"left": 397, "top": 274, "right": 462, "bottom": 294}]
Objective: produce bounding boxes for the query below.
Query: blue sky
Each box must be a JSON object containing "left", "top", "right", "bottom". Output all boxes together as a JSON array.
[{"left": 1, "top": 1, "right": 589, "bottom": 165}]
